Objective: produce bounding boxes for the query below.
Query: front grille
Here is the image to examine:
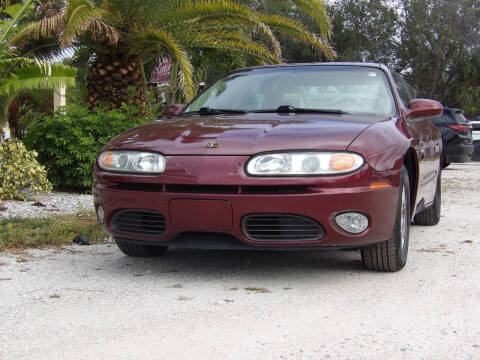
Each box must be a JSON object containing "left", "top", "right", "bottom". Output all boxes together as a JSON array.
[
  {"left": 116, "top": 182, "right": 310, "bottom": 195},
  {"left": 241, "top": 186, "right": 309, "bottom": 194},
  {"left": 166, "top": 184, "right": 238, "bottom": 194},
  {"left": 242, "top": 214, "right": 324, "bottom": 242},
  {"left": 118, "top": 183, "right": 163, "bottom": 192},
  {"left": 111, "top": 209, "right": 166, "bottom": 237}
]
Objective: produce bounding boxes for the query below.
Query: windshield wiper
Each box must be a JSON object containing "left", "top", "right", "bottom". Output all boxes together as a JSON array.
[
  {"left": 251, "top": 105, "right": 348, "bottom": 115},
  {"left": 181, "top": 107, "right": 247, "bottom": 116}
]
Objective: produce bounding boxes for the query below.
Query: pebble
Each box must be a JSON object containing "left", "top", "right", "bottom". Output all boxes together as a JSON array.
[{"left": 0, "top": 192, "right": 94, "bottom": 219}]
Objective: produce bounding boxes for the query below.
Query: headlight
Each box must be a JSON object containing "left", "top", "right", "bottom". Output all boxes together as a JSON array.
[
  {"left": 98, "top": 150, "right": 166, "bottom": 174},
  {"left": 246, "top": 152, "right": 364, "bottom": 176}
]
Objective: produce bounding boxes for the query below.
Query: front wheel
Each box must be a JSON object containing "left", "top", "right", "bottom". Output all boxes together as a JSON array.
[
  {"left": 361, "top": 165, "right": 410, "bottom": 272},
  {"left": 115, "top": 238, "right": 168, "bottom": 257}
]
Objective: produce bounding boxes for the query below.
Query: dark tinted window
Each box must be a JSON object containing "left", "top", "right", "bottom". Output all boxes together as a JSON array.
[
  {"left": 453, "top": 112, "right": 468, "bottom": 124},
  {"left": 431, "top": 108, "right": 467, "bottom": 125}
]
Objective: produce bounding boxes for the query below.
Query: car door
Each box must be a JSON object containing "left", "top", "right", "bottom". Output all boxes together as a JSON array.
[{"left": 392, "top": 72, "right": 440, "bottom": 207}]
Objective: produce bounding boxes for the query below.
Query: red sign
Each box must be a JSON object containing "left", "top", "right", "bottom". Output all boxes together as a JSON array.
[{"left": 151, "top": 58, "right": 172, "bottom": 83}]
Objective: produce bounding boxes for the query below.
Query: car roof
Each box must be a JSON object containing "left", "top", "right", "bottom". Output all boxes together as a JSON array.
[{"left": 229, "top": 62, "right": 389, "bottom": 73}]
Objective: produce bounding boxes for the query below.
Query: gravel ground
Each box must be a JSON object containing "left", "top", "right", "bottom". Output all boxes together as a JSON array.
[
  {"left": 0, "top": 192, "right": 94, "bottom": 219},
  {"left": 0, "top": 162, "right": 479, "bottom": 359}
]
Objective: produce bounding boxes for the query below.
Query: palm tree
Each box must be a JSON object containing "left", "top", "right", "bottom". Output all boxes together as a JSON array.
[
  {"left": 0, "top": 0, "right": 76, "bottom": 136},
  {"left": 0, "top": 0, "right": 76, "bottom": 96},
  {"left": 13, "top": 0, "right": 334, "bottom": 109}
]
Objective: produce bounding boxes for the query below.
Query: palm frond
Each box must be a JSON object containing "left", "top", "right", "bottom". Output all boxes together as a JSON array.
[
  {"left": 164, "top": 0, "right": 282, "bottom": 58},
  {"left": 289, "top": 0, "right": 331, "bottom": 39},
  {"left": 0, "top": 63, "right": 77, "bottom": 96},
  {"left": 62, "top": 0, "right": 119, "bottom": 47},
  {"left": 12, "top": 0, "right": 119, "bottom": 49},
  {"left": 260, "top": 14, "right": 335, "bottom": 60},
  {"left": 134, "top": 27, "right": 194, "bottom": 100},
  {"left": 10, "top": 14, "right": 64, "bottom": 46},
  {"left": 0, "top": 0, "right": 34, "bottom": 43},
  {"left": 0, "top": 56, "right": 35, "bottom": 66},
  {"left": 176, "top": 30, "right": 278, "bottom": 64}
]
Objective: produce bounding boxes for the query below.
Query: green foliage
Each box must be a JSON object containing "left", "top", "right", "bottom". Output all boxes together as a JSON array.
[
  {"left": 17, "top": 0, "right": 333, "bottom": 104},
  {"left": 0, "top": 63, "right": 77, "bottom": 96},
  {"left": 327, "top": 0, "right": 400, "bottom": 65},
  {"left": 0, "top": 138, "right": 52, "bottom": 200},
  {"left": 327, "top": 0, "right": 480, "bottom": 116},
  {"left": 0, "top": 0, "right": 77, "bottom": 98},
  {"left": 398, "top": 0, "right": 480, "bottom": 114},
  {"left": 23, "top": 104, "right": 150, "bottom": 191},
  {"left": 0, "top": 210, "right": 104, "bottom": 251}
]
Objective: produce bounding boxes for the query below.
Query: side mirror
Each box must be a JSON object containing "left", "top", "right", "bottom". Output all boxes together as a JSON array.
[
  {"left": 406, "top": 99, "right": 443, "bottom": 119},
  {"left": 163, "top": 104, "right": 185, "bottom": 119}
]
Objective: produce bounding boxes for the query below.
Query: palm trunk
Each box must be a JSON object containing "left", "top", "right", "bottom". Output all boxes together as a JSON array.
[
  {"left": 87, "top": 55, "right": 146, "bottom": 111},
  {"left": 7, "top": 100, "right": 22, "bottom": 138}
]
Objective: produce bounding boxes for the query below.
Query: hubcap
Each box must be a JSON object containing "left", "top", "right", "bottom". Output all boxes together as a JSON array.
[{"left": 399, "top": 184, "right": 408, "bottom": 254}]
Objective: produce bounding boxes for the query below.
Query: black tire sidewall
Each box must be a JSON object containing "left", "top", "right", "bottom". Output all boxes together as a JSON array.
[{"left": 395, "top": 166, "right": 410, "bottom": 267}]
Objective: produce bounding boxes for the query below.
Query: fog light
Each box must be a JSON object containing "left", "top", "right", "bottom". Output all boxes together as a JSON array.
[
  {"left": 335, "top": 212, "right": 368, "bottom": 234},
  {"left": 97, "top": 205, "right": 104, "bottom": 224}
]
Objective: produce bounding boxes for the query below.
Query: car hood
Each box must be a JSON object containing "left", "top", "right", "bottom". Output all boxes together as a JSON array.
[{"left": 105, "top": 113, "right": 386, "bottom": 155}]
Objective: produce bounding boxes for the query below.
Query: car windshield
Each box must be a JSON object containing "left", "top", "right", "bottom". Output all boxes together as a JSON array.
[{"left": 183, "top": 66, "right": 397, "bottom": 117}]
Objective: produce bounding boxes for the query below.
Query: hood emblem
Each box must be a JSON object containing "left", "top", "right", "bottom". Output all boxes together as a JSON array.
[{"left": 205, "top": 142, "right": 221, "bottom": 148}]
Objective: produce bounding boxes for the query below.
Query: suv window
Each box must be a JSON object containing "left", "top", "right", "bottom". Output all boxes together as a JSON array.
[
  {"left": 431, "top": 108, "right": 467, "bottom": 125},
  {"left": 392, "top": 72, "right": 415, "bottom": 107},
  {"left": 453, "top": 112, "right": 468, "bottom": 124}
]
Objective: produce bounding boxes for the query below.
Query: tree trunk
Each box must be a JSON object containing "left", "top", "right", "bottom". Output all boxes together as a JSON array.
[
  {"left": 87, "top": 55, "right": 146, "bottom": 111},
  {"left": 7, "top": 100, "right": 22, "bottom": 138}
]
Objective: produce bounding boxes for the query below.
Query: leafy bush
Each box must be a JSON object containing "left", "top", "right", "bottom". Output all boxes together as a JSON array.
[
  {"left": 0, "top": 139, "right": 52, "bottom": 200},
  {"left": 23, "top": 104, "right": 149, "bottom": 191}
]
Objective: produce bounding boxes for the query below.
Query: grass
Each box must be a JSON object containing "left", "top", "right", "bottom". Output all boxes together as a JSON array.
[{"left": 0, "top": 210, "right": 105, "bottom": 251}]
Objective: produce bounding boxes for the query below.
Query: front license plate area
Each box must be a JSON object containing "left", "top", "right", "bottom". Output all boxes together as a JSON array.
[{"left": 169, "top": 199, "right": 233, "bottom": 231}]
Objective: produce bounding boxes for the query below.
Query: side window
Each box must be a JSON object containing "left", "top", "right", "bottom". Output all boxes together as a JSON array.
[
  {"left": 403, "top": 79, "right": 416, "bottom": 99},
  {"left": 392, "top": 72, "right": 414, "bottom": 108}
]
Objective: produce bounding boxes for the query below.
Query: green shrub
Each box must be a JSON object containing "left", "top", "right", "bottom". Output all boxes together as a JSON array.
[
  {"left": 0, "top": 139, "right": 52, "bottom": 200},
  {"left": 23, "top": 104, "right": 149, "bottom": 191}
]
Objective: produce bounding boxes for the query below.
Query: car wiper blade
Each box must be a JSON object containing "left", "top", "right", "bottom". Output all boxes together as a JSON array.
[
  {"left": 251, "top": 105, "right": 348, "bottom": 115},
  {"left": 181, "top": 107, "right": 247, "bottom": 116}
]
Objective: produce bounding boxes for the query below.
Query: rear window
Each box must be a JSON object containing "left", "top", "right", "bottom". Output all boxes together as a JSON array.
[
  {"left": 453, "top": 112, "right": 468, "bottom": 124},
  {"left": 432, "top": 109, "right": 467, "bottom": 125}
]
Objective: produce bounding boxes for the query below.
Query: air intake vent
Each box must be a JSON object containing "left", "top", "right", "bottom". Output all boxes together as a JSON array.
[
  {"left": 242, "top": 214, "right": 324, "bottom": 242},
  {"left": 111, "top": 209, "right": 166, "bottom": 237}
]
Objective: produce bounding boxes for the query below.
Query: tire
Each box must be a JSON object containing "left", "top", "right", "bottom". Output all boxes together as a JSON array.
[
  {"left": 361, "top": 165, "right": 410, "bottom": 272},
  {"left": 414, "top": 170, "right": 441, "bottom": 226},
  {"left": 441, "top": 147, "right": 450, "bottom": 168},
  {"left": 114, "top": 238, "right": 168, "bottom": 257}
]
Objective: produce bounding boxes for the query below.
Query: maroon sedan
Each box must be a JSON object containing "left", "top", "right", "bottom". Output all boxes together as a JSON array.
[{"left": 93, "top": 63, "right": 443, "bottom": 272}]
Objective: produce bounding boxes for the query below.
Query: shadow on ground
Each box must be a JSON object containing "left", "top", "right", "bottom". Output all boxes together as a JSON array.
[{"left": 100, "top": 247, "right": 367, "bottom": 279}]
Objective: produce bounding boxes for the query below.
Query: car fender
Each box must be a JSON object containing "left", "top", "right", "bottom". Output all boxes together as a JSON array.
[{"left": 347, "top": 118, "right": 411, "bottom": 172}]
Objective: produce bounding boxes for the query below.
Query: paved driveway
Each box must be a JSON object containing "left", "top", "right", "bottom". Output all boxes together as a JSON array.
[{"left": 1, "top": 163, "right": 479, "bottom": 359}]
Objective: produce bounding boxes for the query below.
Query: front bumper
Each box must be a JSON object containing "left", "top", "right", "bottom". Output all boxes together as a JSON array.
[
  {"left": 93, "top": 156, "right": 400, "bottom": 248},
  {"left": 445, "top": 138, "right": 474, "bottom": 163}
]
